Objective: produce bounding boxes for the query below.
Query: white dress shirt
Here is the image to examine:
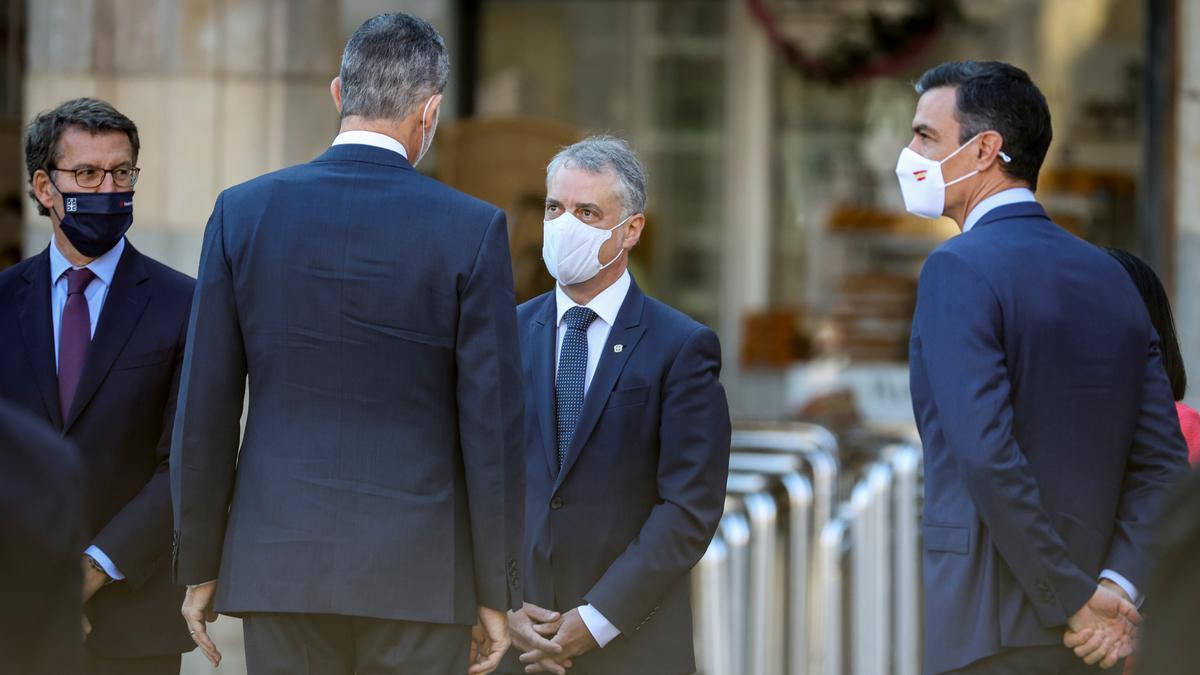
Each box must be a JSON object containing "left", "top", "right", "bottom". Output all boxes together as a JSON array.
[
  {"left": 49, "top": 235, "right": 128, "bottom": 581},
  {"left": 331, "top": 129, "right": 409, "bottom": 159},
  {"left": 553, "top": 270, "right": 631, "bottom": 648},
  {"left": 960, "top": 189, "right": 1143, "bottom": 606}
]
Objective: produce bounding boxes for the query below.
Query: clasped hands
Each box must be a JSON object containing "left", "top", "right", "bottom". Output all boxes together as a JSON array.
[
  {"left": 506, "top": 602, "right": 598, "bottom": 674},
  {"left": 1063, "top": 581, "right": 1142, "bottom": 669}
]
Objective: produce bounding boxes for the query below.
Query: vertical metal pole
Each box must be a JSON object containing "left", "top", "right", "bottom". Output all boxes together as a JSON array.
[
  {"left": 721, "top": 511, "right": 752, "bottom": 675},
  {"left": 892, "top": 445, "right": 922, "bottom": 675},
  {"left": 744, "top": 492, "right": 780, "bottom": 675}
]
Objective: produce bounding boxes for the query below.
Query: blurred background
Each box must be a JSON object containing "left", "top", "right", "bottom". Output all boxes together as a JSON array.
[{"left": 1, "top": 0, "right": 1198, "bottom": 673}]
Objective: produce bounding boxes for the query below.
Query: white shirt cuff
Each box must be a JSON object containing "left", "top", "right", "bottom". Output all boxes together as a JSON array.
[
  {"left": 84, "top": 545, "right": 125, "bottom": 581},
  {"left": 578, "top": 604, "right": 621, "bottom": 648},
  {"left": 1100, "top": 569, "right": 1141, "bottom": 607}
]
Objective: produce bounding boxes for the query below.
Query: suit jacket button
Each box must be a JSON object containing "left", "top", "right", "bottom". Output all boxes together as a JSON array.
[{"left": 550, "top": 497, "right": 564, "bottom": 510}]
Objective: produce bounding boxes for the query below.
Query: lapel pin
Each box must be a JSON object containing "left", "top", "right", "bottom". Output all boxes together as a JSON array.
[{"left": 614, "top": 344, "right": 624, "bottom": 353}]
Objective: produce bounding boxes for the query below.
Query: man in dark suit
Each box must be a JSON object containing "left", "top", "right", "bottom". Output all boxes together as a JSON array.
[
  {"left": 0, "top": 98, "right": 195, "bottom": 674},
  {"left": 170, "top": 13, "right": 523, "bottom": 675},
  {"left": 0, "top": 400, "right": 87, "bottom": 675},
  {"left": 502, "top": 136, "right": 730, "bottom": 675},
  {"left": 902, "top": 61, "right": 1190, "bottom": 674}
]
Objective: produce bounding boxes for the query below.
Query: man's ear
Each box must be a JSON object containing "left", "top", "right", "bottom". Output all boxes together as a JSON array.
[
  {"left": 423, "top": 94, "right": 444, "bottom": 129},
  {"left": 33, "top": 169, "right": 57, "bottom": 214},
  {"left": 330, "top": 77, "right": 343, "bottom": 114},
  {"left": 977, "top": 130, "right": 1006, "bottom": 170},
  {"left": 622, "top": 214, "right": 646, "bottom": 250}
]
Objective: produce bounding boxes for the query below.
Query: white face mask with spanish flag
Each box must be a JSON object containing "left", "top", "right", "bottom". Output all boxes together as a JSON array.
[{"left": 895, "top": 133, "right": 983, "bottom": 219}]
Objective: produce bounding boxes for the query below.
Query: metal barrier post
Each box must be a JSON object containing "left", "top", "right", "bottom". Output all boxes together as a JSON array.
[
  {"left": 890, "top": 444, "right": 922, "bottom": 675},
  {"left": 693, "top": 536, "right": 733, "bottom": 675},
  {"left": 813, "top": 513, "right": 850, "bottom": 675}
]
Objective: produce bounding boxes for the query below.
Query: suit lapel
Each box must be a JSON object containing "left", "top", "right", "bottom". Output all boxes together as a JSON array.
[
  {"left": 531, "top": 295, "right": 559, "bottom": 478},
  {"left": 63, "top": 245, "right": 151, "bottom": 432},
  {"left": 554, "top": 281, "right": 647, "bottom": 489},
  {"left": 16, "top": 250, "right": 64, "bottom": 429}
]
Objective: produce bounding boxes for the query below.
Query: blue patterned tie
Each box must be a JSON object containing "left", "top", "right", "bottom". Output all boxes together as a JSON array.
[{"left": 556, "top": 306, "right": 598, "bottom": 471}]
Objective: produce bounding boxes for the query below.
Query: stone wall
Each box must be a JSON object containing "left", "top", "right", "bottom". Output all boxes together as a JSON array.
[{"left": 23, "top": 0, "right": 456, "bottom": 278}]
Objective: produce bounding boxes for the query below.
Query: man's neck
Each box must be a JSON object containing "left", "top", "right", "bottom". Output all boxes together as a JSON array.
[
  {"left": 561, "top": 261, "right": 627, "bottom": 306},
  {"left": 949, "top": 178, "right": 1031, "bottom": 230},
  {"left": 339, "top": 117, "right": 415, "bottom": 158}
]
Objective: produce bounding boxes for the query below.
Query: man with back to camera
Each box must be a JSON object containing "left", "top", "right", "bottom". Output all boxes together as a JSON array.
[
  {"left": 0, "top": 97, "right": 195, "bottom": 674},
  {"left": 902, "top": 60, "right": 1189, "bottom": 674},
  {"left": 501, "top": 135, "right": 731, "bottom": 675},
  {"left": 170, "top": 13, "right": 524, "bottom": 675}
]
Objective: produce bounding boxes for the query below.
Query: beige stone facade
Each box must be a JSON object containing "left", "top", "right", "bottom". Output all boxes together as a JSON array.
[{"left": 21, "top": 0, "right": 455, "bottom": 278}]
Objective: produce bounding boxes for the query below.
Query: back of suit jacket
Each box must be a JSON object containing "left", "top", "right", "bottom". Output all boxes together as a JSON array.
[
  {"left": 0, "top": 243, "right": 194, "bottom": 659},
  {"left": 909, "top": 202, "right": 1189, "bottom": 674},
  {"left": 512, "top": 281, "right": 731, "bottom": 675},
  {"left": 171, "top": 143, "right": 524, "bottom": 625}
]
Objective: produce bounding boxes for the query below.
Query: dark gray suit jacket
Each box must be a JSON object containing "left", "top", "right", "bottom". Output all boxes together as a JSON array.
[{"left": 170, "top": 143, "right": 525, "bottom": 624}]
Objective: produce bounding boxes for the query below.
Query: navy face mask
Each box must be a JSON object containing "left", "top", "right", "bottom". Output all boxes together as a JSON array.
[{"left": 54, "top": 190, "right": 134, "bottom": 258}]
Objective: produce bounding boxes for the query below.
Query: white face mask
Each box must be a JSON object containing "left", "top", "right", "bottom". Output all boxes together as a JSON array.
[
  {"left": 895, "top": 133, "right": 983, "bottom": 219},
  {"left": 413, "top": 96, "right": 438, "bottom": 168},
  {"left": 542, "top": 210, "right": 630, "bottom": 286}
]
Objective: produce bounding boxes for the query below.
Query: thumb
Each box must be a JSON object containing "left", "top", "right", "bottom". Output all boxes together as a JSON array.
[
  {"left": 525, "top": 605, "right": 561, "bottom": 624},
  {"left": 1118, "top": 601, "right": 1142, "bottom": 625}
]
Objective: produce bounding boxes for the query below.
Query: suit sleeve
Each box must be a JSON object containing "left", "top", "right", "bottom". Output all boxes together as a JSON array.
[
  {"left": 1102, "top": 332, "right": 1189, "bottom": 588},
  {"left": 90, "top": 290, "right": 192, "bottom": 589},
  {"left": 456, "top": 209, "right": 524, "bottom": 611},
  {"left": 914, "top": 249, "right": 1096, "bottom": 625},
  {"left": 170, "top": 192, "right": 247, "bottom": 585},
  {"left": 583, "top": 326, "right": 731, "bottom": 634}
]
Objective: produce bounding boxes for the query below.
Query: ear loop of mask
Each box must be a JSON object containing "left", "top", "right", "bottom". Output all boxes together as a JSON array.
[
  {"left": 940, "top": 133, "right": 986, "bottom": 188},
  {"left": 598, "top": 215, "right": 633, "bottom": 270},
  {"left": 415, "top": 96, "right": 436, "bottom": 166}
]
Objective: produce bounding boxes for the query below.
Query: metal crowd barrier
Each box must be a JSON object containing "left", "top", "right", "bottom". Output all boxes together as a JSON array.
[
  {"left": 694, "top": 426, "right": 922, "bottom": 675},
  {"left": 812, "top": 443, "right": 923, "bottom": 675}
]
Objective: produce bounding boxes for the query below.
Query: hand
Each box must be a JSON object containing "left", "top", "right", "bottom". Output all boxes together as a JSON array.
[
  {"left": 521, "top": 608, "right": 595, "bottom": 672},
  {"left": 509, "top": 603, "right": 568, "bottom": 674},
  {"left": 81, "top": 556, "right": 110, "bottom": 603},
  {"left": 181, "top": 582, "right": 222, "bottom": 668},
  {"left": 1063, "top": 585, "right": 1141, "bottom": 669},
  {"left": 469, "top": 606, "right": 511, "bottom": 675}
]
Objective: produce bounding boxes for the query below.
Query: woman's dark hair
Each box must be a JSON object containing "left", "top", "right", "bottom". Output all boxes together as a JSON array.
[{"left": 1107, "top": 248, "right": 1187, "bottom": 400}]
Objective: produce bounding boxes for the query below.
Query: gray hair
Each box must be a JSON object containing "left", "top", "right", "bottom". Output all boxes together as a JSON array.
[
  {"left": 338, "top": 13, "right": 449, "bottom": 121},
  {"left": 547, "top": 135, "right": 647, "bottom": 217}
]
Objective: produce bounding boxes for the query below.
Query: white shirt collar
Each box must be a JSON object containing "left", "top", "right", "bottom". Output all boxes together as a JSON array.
[
  {"left": 49, "top": 235, "right": 125, "bottom": 288},
  {"left": 962, "top": 187, "right": 1037, "bottom": 233},
  {"left": 555, "top": 270, "right": 632, "bottom": 329},
  {"left": 331, "top": 130, "right": 409, "bottom": 159}
]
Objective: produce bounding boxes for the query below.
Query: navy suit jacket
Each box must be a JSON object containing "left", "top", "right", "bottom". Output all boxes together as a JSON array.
[
  {"left": 508, "top": 278, "right": 730, "bottom": 675},
  {"left": 0, "top": 400, "right": 86, "bottom": 674},
  {"left": 909, "top": 202, "right": 1190, "bottom": 674},
  {"left": 0, "top": 243, "right": 195, "bottom": 658},
  {"left": 170, "top": 143, "right": 524, "bottom": 625}
]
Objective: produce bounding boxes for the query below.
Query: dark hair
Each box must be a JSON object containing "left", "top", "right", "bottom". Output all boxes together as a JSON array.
[
  {"left": 915, "top": 61, "right": 1052, "bottom": 191},
  {"left": 1107, "top": 248, "right": 1187, "bottom": 400},
  {"left": 24, "top": 98, "right": 140, "bottom": 217},
  {"left": 339, "top": 13, "right": 449, "bottom": 121}
]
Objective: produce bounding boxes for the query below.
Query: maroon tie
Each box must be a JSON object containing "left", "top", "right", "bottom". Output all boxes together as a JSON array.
[{"left": 58, "top": 267, "right": 96, "bottom": 419}]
